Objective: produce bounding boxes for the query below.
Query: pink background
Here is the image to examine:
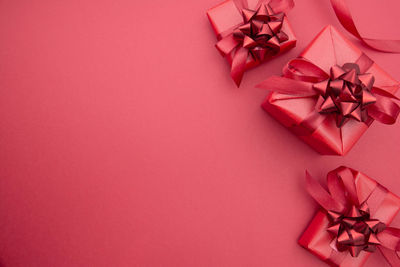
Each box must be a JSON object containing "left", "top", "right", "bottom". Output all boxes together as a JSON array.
[{"left": 0, "top": 0, "right": 399, "bottom": 266}]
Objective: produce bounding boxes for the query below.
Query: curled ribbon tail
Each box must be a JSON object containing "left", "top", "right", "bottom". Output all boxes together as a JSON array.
[
  {"left": 330, "top": 0, "right": 400, "bottom": 53},
  {"left": 231, "top": 47, "right": 248, "bottom": 87}
]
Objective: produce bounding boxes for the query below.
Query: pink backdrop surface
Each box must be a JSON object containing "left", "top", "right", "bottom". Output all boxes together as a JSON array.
[{"left": 0, "top": 0, "right": 399, "bottom": 266}]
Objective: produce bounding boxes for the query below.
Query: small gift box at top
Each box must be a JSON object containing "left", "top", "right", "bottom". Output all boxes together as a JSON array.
[
  {"left": 299, "top": 166, "right": 400, "bottom": 267},
  {"left": 258, "top": 25, "right": 400, "bottom": 155},
  {"left": 207, "top": 0, "right": 296, "bottom": 86}
]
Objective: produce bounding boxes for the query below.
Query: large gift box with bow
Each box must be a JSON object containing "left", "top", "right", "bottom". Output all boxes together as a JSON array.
[
  {"left": 207, "top": 0, "right": 296, "bottom": 86},
  {"left": 299, "top": 167, "right": 400, "bottom": 267},
  {"left": 258, "top": 25, "right": 400, "bottom": 155}
]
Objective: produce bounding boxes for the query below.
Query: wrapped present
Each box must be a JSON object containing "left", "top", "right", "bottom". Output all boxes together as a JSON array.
[
  {"left": 207, "top": 0, "right": 296, "bottom": 86},
  {"left": 258, "top": 25, "right": 400, "bottom": 155},
  {"left": 299, "top": 166, "right": 400, "bottom": 267}
]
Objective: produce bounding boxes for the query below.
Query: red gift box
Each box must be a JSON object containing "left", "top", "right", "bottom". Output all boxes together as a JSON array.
[
  {"left": 299, "top": 167, "right": 400, "bottom": 267},
  {"left": 207, "top": 0, "right": 296, "bottom": 86},
  {"left": 258, "top": 25, "right": 400, "bottom": 155}
]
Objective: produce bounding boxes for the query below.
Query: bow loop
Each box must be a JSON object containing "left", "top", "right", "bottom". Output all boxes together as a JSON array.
[
  {"left": 367, "top": 95, "right": 400, "bottom": 125},
  {"left": 282, "top": 58, "right": 329, "bottom": 82}
]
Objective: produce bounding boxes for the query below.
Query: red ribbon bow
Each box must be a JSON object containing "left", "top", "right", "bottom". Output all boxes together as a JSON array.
[
  {"left": 306, "top": 167, "right": 400, "bottom": 266},
  {"left": 257, "top": 53, "right": 400, "bottom": 134},
  {"left": 313, "top": 62, "right": 377, "bottom": 127},
  {"left": 215, "top": 0, "right": 294, "bottom": 86},
  {"left": 325, "top": 203, "right": 386, "bottom": 257}
]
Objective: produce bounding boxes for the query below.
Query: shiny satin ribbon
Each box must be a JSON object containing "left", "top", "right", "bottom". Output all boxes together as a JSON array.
[
  {"left": 306, "top": 167, "right": 400, "bottom": 266},
  {"left": 215, "top": 0, "right": 294, "bottom": 86},
  {"left": 257, "top": 53, "right": 400, "bottom": 136},
  {"left": 330, "top": 0, "right": 400, "bottom": 53}
]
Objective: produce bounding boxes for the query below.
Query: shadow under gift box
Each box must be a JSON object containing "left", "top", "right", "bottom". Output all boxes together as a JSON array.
[
  {"left": 299, "top": 169, "right": 400, "bottom": 267},
  {"left": 207, "top": 0, "right": 296, "bottom": 84},
  {"left": 261, "top": 25, "right": 400, "bottom": 155}
]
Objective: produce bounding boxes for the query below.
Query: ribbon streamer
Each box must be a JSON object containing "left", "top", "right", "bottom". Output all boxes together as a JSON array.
[{"left": 330, "top": 0, "right": 400, "bottom": 52}]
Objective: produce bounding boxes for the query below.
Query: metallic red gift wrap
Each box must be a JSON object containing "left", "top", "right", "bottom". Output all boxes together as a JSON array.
[
  {"left": 299, "top": 167, "right": 400, "bottom": 267},
  {"left": 259, "top": 25, "right": 400, "bottom": 155},
  {"left": 207, "top": 0, "right": 296, "bottom": 86}
]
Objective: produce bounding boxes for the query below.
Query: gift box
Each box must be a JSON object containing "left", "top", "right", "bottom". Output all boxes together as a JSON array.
[
  {"left": 207, "top": 0, "right": 296, "bottom": 86},
  {"left": 299, "top": 166, "right": 400, "bottom": 267},
  {"left": 258, "top": 25, "right": 400, "bottom": 155}
]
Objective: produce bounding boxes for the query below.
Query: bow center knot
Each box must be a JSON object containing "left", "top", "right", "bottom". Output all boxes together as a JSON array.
[
  {"left": 327, "top": 203, "right": 386, "bottom": 257},
  {"left": 313, "top": 63, "right": 377, "bottom": 127},
  {"left": 233, "top": 3, "right": 287, "bottom": 61}
]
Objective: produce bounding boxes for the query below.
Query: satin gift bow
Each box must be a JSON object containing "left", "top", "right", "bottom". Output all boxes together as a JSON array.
[
  {"left": 306, "top": 167, "right": 400, "bottom": 266},
  {"left": 257, "top": 53, "right": 400, "bottom": 134},
  {"left": 215, "top": 0, "right": 294, "bottom": 86}
]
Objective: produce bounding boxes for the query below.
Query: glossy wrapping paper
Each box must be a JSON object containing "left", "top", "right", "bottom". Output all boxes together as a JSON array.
[
  {"left": 299, "top": 167, "right": 400, "bottom": 267},
  {"left": 207, "top": 0, "right": 296, "bottom": 86},
  {"left": 260, "top": 25, "right": 400, "bottom": 155}
]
